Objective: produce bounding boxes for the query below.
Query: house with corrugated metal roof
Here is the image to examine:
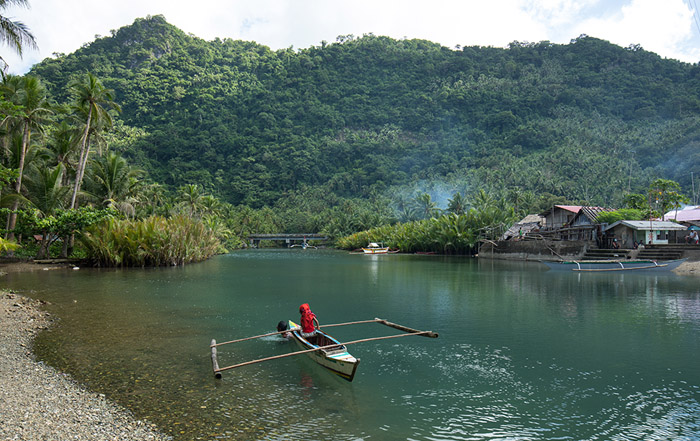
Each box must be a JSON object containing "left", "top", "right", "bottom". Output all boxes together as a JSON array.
[
  {"left": 571, "top": 206, "right": 615, "bottom": 226},
  {"left": 541, "top": 205, "right": 582, "bottom": 229},
  {"left": 537, "top": 205, "right": 614, "bottom": 242},
  {"left": 502, "top": 214, "right": 544, "bottom": 240},
  {"left": 604, "top": 220, "right": 686, "bottom": 248},
  {"left": 663, "top": 205, "right": 700, "bottom": 223}
]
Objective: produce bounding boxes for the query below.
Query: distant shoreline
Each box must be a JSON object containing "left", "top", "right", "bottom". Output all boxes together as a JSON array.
[{"left": 0, "top": 269, "right": 171, "bottom": 440}]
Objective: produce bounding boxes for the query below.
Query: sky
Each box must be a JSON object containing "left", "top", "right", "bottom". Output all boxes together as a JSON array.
[{"left": 3, "top": 0, "right": 700, "bottom": 75}]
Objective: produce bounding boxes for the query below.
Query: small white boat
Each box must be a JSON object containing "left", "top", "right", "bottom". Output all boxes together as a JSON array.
[
  {"left": 288, "top": 320, "right": 360, "bottom": 381},
  {"left": 290, "top": 242, "right": 317, "bottom": 249},
  {"left": 362, "top": 242, "right": 389, "bottom": 254}
]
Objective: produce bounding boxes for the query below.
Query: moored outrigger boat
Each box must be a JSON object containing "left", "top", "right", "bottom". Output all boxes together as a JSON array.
[
  {"left": 362, "top": 242, "right": 389, "bottom": 254},
  {"left": 210, "top": 318, "right": 438, "bottom": 381},
  {"left": 541, "top": 258, "right": 686, "bottom": 272}
]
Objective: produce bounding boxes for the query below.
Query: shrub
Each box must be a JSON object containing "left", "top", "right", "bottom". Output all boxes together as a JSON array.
[
  {"left": 596, "top": 209, "right": 645, "bottom": 224},
  {"left": 80, "top": 214, "right": 223, "bottom": 267}
]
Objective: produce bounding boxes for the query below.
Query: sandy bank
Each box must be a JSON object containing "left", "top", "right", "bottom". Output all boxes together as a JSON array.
[
  {"left": 673, "top": 260, "right": 700, "bottom": 276},
  {"left": 0, "top": 290, "right": 170, "bottom": 441}
]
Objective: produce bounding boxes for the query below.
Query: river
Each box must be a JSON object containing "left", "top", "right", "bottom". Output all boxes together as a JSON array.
[{"left": 4, "top": 249, "right": 700, "bottom": 440}]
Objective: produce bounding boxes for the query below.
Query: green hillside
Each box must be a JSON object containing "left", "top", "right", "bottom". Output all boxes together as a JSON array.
[{"left": 31, "top": 15, "right": 700, "bottom": 210}]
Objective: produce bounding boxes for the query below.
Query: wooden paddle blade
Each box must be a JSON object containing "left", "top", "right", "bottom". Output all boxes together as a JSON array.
[{"left": 374, "top": 318, "right": 439, "bottom": 338}]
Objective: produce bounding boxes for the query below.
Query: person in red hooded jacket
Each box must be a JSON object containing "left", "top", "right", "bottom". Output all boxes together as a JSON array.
[{"left": 299, "top": 303, "right": 320, "bottom": 339}]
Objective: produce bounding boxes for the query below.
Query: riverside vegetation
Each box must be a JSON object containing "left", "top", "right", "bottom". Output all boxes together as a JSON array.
[{"left": 2, "top": 15, "right": 699, "bottom": 264}]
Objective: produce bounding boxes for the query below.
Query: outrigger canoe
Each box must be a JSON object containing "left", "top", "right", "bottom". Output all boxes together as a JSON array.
[
  {"left": 210, "top": 318, "right": 438, "bottom": 380},
  {"left": 288, "top": 320, "right": 360, "bottom": 381},
  {"left": 362, "top": 242, "right": 389, "bottom": 254},
  {"left": 541, "top": 258, "right": 686, "bottom": 272}
]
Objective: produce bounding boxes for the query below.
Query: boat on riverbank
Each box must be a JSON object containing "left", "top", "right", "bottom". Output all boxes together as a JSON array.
[
  {"left": 541, "top": 258, "right": 686, "bottom": 272},
  {"left": 362, "top": 243, "right": 389, "bottom": 254}
]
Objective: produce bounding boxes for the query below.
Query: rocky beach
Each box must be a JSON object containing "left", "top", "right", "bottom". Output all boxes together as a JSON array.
[{"left": 0, "top": 282, "right": 170, "bottom": 441}]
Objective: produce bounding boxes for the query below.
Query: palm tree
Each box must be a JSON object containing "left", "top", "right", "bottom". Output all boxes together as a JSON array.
[
  {"left": 412, "top": 192, "right": 440, "bottom": 220},
  {"left": 46, "top": 120, "right": 79, "bottom": 186},
  {"left": 23, "top": 163, "right": 70, "bottom": 258},
  {"left": 136, "top": 182, "right": 169, "bottom": 217},
  {"left": 1, "top": 75, "right": 52, "bottom": 237},
  {"left": 83, "top": 151, "right": 143, "bottom": 217},
  {"left": 177, "top": 183, "right": 205, "bottom": 217},
  {"left": 68, "top": 72, "right": 121, "bottom": 209},
  {"left": 447, "top": 192, "right": 468, "bottom": 215},
  {"left": 0, "top": 0, "right": 37, "bottom": 74},
  {"left": 200, "top": 194, "right": 222, "bottom": 217}
]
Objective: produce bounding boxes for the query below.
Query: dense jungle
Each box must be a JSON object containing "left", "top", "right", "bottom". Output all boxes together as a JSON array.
[{"left": 3, "top": 14, "right": 700, "bottom": 260}]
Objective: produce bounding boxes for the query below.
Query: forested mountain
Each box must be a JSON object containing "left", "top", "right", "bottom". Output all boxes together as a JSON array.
[{"left": 31, "top": 15, "right": 700, "bottom": 210}]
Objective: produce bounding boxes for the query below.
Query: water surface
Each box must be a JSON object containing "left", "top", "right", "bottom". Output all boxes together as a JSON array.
[{"left": 3, "top": 250, "right": 700, "bottom": 440}]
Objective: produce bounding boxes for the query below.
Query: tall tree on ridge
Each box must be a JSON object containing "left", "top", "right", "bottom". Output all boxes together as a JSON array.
[
  {"left": 68, "top": 72, "right": 120, "bottom": 210},
  {"left": 1, "top": 75, "right": 52, "bottom": 238}
]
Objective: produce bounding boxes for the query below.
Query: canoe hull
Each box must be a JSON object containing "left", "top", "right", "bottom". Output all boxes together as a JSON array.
[
  {"left": 288, "top": 320, "right": 360, "bottom": 381},
  {"left": 542, "top": 259, "right": 686, "bottom": 272},
  {"left": 362, "top": 248, "right": 389, "bottom": 254}
]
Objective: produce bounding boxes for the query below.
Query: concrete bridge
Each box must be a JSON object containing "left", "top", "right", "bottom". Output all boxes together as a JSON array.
[{"left": 247, "top": 233, "right": 328, "bottom": 248}]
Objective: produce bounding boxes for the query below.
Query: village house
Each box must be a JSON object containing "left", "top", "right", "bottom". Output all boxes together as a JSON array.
[
  {"left": 483, "top": 205, "right": 700, "bottom": 262},
  {"left": 663, "top": 205, "right": 700, "bottom": 223},
  {"left": 541, "top": 205, "right": 581, "bottom": 229},
  {"left": 604, "top": 220, "right": 686, "bottom": 248},
  {"left": 502, "top": 214, "right": 544, "bottom": 240},
  {"left": 663, "top": 206, "right": 700, "bottom": 241},
  {"left": 538, "top": 205, "right": 613, "bottom": 242}
]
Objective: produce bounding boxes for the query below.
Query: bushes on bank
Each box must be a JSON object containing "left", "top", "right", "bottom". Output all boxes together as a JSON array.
[
  {"left": 337, "top": 212, "right": 505, "bottom": 254},
  {"left": 80, "top": 215, "right": 223, "bottom": 267}
]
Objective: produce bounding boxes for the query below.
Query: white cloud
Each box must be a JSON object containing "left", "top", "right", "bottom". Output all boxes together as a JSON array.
[
  {"left": 573, "top": 0, "right": 700, "bottom": 60},
  {"left": 2, "top": 0, "right": 699, "bottom": 75}
]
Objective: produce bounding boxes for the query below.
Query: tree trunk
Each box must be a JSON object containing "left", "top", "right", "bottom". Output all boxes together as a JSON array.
[
  {"left": 7, "top": 123, "right": 30, "bottom": 240},
  {"left": 36, "top": 232, "right": 50, "bottom": 260},
  {"left": 69, "top": 107, "right": 93, "bottom": 210},
  {"left": 63, "top": 108, "right": 93, "bottom": 259}
]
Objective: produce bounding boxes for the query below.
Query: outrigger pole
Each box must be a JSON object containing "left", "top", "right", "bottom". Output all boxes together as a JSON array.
[
  {"left": 210, "top": 318, "right": 438, "bottom": 378},
  {"left": 211, "top": 327, "right": 301, "bottom": 348},
  {"left": 211, "top": 319, "right": 383, "bottom": 348},
  {"left": 214, "top": 331, "right": 433, "bottom": 376}
]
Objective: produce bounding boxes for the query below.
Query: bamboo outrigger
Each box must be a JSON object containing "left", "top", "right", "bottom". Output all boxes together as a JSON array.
[{"left": 210, "top": 318, "right": 438, "bottom": 381}]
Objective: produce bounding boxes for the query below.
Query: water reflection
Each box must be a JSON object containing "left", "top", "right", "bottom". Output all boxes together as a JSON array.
[{"left": 2, "top": 252, "right": 699, "bottom": 440}]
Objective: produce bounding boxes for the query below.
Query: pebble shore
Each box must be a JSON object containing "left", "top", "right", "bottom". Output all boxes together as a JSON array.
[{"left": 0, "top": 292, "right": 171, "bottom": 441}]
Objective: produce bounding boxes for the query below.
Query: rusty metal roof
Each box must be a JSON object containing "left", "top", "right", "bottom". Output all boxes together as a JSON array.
[{"left": 578, "top": 206, "right": 615, "bottom": 222}]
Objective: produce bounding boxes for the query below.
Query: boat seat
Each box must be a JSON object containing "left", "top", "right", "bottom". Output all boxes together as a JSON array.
[
  {"left": 308, "top": 334, "right": 344, "bottom": 352},
  {"left": 323, "top": 346, "right": 346, "bottom": 354}
]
